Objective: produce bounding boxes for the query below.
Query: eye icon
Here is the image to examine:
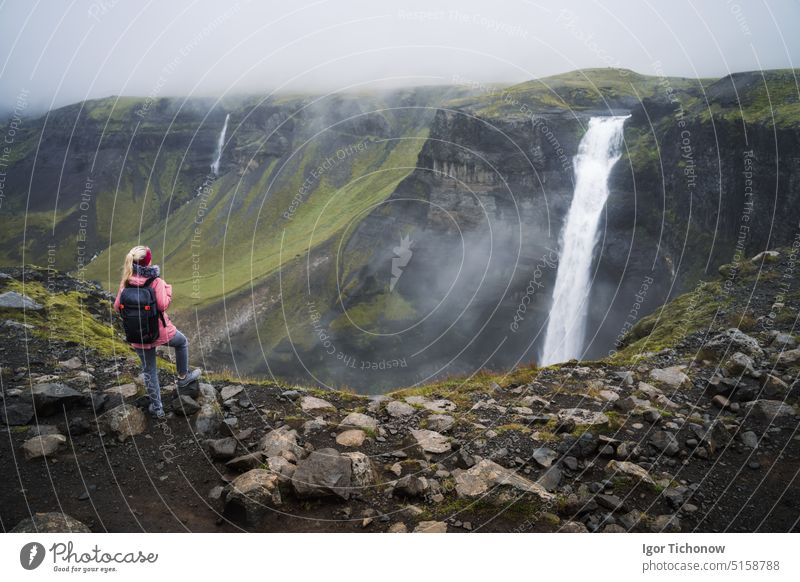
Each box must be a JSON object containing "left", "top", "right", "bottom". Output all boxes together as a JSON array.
[{"left": 20, "top": 542, "right": 46, "bottom": 570}]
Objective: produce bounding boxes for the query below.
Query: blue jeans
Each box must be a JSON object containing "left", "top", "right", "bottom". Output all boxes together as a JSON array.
[{"left": 135, "top": 331, "right": 189, "bottom": 413}]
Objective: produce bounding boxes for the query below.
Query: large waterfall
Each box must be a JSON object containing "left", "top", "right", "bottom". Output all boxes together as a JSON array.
[
  {"left": 210, "top": 113, "right": 230, "bottom": 176},
  {"left": 540, "top": 115, "right": 628, "bottom": 366}
]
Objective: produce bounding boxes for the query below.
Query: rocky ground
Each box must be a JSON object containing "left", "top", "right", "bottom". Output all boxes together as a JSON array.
[{"left": 1, "top": 252, "right": 799, "bottom": 534}]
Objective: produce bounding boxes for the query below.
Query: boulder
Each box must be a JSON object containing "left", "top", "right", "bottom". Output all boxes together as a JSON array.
[
  {"left": 649, "top": 431, "right": 679, "bottom": 455},
  {"left": 393, "top": 475, "right": 429, "bottom": 497},
  {"left": 29, "top": 383, "right": 83, "bottom": 416},
  {"left": 751, "top": 250, "right": 780, "bottom": 263},
  {"left": 224, "top": 469, "right": 282, "bottom": 525},
  {"left": 385, "top": 400, "right": 415, "bottom": 417},
  {"left": 172, "top": 395, "right": 201, "bottom": 416},
  {"left": 556, "top": 408, "right": 609, "bottom": 427},
  {"left": 532, "top": 447, "right": 558, "bottom": 468},
  {"left": 265, "top": 455, "right": 297, "bottom": 483},
  {"left": 195, "top": 403, "right": 224, "bottom": 437},
  {"left": 0, "top": 291, "right": 43, "bottom": 310},
  {"left": 744, "top": 399, "right": 796, "bottom": 420},
  {"left": 98, "top": 404, "right": 147, "bottom": 441},
  {"left": 21, "top": 434, "right": 66, "bottom": 460},
  {"left": 226, "top": 451, "right": 266, "bottom": 472},
  {"left": 339, "top": 412, "right": 379, "bottom": 431},
  {"left": 11, "top": 512, "right": 91, "bottom": 533},
  {"left": 453, "top": 459, "right": 554, "bottom": 502},
  {"left": 104, "top": 383, "right": 138, "bottom": 398},
  {"left": 414, "top": 521, "right": 447, "bottom": 533},
  {"left": 1, "top": 400, "right": 35, "bottom": 425},
  {"left": 260, "top": 425, "right": 304, "bottom": 458},
  {"left": 725, "top": 352, "right": 755, "bottom": 376},
  {"left": 336, "top": 429, "right": 366, "bottom": 447},
  {"left": 220, "top": 385, "right": 244, "bottom": 401},
  {"left": 343, "top": 451, "right": 374, "bottom": 489},
  {"left": 410, "top": 429, "right": 451, "bottom": 454},
  {"left": 300, "top": 395, "right": 336, "bottom": 413},
  {"left": 292, "top": 448, "right": 353, "bottom": 499},
  {"left": 423, "top": 399, "right": 457, "bottom": 413},
  {"left": 206, "top": 437, "right": 238, "bottom": 460},
  {"left": 701, "top": 328, "right": 763, "bottom": 359},
  {"left": 776, "top": 349, "right": 800, "bottom": 366},
  {"left": 649, "top": 367, "right": 690, "bottom": 389},
  {"left": 605, "top": 460, "right": 655, "bottom": 486},
  {"left": 59, "top": 356, "right": 83, "bottom": 370},
  {"left": 425, "top": 414, "right": 455, "bottom": 433}
]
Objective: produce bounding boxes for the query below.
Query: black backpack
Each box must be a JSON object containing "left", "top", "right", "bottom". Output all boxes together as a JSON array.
[{"left": 118, "top": 276, "right": 166, "bottom": 344}]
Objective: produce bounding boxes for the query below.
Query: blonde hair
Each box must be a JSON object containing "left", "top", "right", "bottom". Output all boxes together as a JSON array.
[{"left": 120, "top": 245, "right": 149, "bottom": 289}]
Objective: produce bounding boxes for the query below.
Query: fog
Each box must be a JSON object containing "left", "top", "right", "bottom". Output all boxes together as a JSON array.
[{"left": 1, "top": 0, "right": 798, "bottom": 116}]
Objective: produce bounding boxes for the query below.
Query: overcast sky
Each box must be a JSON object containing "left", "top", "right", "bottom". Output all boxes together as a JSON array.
[{"left": 1, "top": 0, "right": 798, "bottom": 115}]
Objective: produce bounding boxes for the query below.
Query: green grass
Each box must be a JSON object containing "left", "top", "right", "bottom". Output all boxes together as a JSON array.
[
  {"left": 0, "top": 279, "right": 132, "bottom": 357},
  {"left": 449, "top": 68, "right": 710, "bottom": 117}
]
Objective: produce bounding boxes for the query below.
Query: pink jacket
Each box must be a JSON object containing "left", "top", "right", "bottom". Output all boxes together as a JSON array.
[{"left": 114, "top": 274, "right": 177, "bottom": 349}]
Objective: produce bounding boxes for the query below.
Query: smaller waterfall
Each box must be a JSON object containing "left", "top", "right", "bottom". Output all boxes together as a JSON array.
[{"left": 210, "top": 113, "right": 230, "bottom": 176}]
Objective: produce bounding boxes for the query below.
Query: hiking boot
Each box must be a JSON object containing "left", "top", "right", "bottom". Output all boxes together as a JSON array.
[
  {"left": 177, "top": 368, "right": 201, "bottom": 388},
  {"left": 148, "top": 404, "right": 166, "bottom": 419}
]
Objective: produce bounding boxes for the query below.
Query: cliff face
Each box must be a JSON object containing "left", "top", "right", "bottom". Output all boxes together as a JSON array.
[{"left": 291, "top": 69, "right": 800, "bottom": 389}]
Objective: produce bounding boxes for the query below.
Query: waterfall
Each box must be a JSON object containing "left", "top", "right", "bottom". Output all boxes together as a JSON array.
[
  {"left": 210, "top": 113, "right": 230, "bottom": 176},
  {"left": 540, "top": 115, "right": 628, "bottom": 366}
]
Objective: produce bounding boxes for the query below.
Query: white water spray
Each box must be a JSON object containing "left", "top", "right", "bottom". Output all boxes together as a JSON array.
[
  {"left": 540, "top": 115, "right": 628, "bottom": 365},
  {"left": 210, "top": 113, "right": 230, "bottom": 176}
]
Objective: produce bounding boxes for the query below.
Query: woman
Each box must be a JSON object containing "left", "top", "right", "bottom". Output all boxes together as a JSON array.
[{"left": 114, "top": 245, "right": 201, "bottom": 418}]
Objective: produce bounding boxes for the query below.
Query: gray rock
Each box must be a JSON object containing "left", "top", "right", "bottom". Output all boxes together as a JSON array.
[
  {"left": 29, "top": 383, "right": 83, "bottom": 416},
  {"left": 265, "top": 455, "right": 297, "bottom": 483},
  {"left": 260, "top": 425, "right": 304, "bottom": 458},
  {"left": 59, "top": 356, "right": 83, "bottom": 370},
  {"left": 300, "top": 395, "right": 336, "bottom": 413},
  {"left": 650, "top": 431, "right": 679, "bottom": 455},
  {"left": 0, "top": 400, "right": 35, "bottom": 425},
  {"left": 702, "top": 328, "right": 764, "bottom": 359},
  {"left": 195, "top": 403, "right": 224, "bottom": 437},
  {"left": 649, "top": 367, "right": 690, "bottom": 389},
  {"left": 343, "top": 451, "right": 374, "bottom": 489},
  {"left": 537, "top": 466, "right": 563, "bottom": 491},
  {"left": 98, "top": 404, "right": 147, "bottom": 441},
  {"left": 425, "top": 414, "right": 455, "bottom": 433},
  {"left": 414, "top": 521, "right": 447, "bottom": 533},
  {"left": 172, "top": 395, "right": 201, "bottom": 416},
  {"left": 339, "top": 412, "right": 379, "bottom": 431},
  {"left": 386, "top": 400, "right": 415, "bottom": 417},
  {"left": 740, "top": 430, "right": 759, "bottom": 449},
  {"left": 0, "top": 291, "right": 43, "bottom": 310},
  {"left": 556, "top": 408, "right": 609, "bottom": 427},
  {"left": 11, "top": 512, "right": 90, "bottom": 533},
  {"left": 725, "top": 352, "right": 755, "bottom": 376},
  {"left": 651, "top": 514, "right": 681, "bottom": 532},
  {"left": 605, "top": 460, "right": 655, "bottom": 485},
  {"left": 453, "top": 459, "right": 554, "bottom": 502},
  {"left": 206, "top": 437, "right": 238, "bottom": 460},
  {"left": 224, "top": 469, "right": 282, "bottom": 524},
  {"left": 225, "top": 451, "right": 266, "bottom": 472},
  {"left": 292, "top": 448, "right": 353, "bottom": 499},
  {"left": 410, "top": 429, "right": 451, "bottom": 454},
  {"left": 532, "top": 447, "right": 558, "bottom": 468},
  {"left": 21, "top": 434, "right": 66, "bottom": 460},
  {"left": 393, "top": 475, "right": 429, "bottom": 497},
  {"left": 220, "top": 385, "right": 244, "bottom": 401},
  {"left": 744, "top": 399, "right": 796, "bottom": 420}
]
